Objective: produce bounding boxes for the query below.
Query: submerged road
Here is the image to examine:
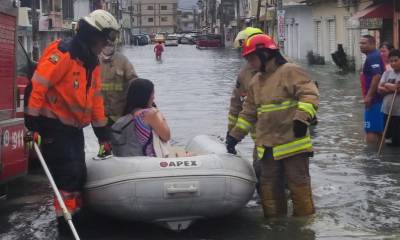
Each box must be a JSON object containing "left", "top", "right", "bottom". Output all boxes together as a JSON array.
[{"left": 1, "top": 44, "right": 400, "bottom": 240}]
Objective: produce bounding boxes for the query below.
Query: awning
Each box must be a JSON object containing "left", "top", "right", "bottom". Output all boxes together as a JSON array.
[{"left": 350, "top": 2, "right": 393, "bottom": 20}]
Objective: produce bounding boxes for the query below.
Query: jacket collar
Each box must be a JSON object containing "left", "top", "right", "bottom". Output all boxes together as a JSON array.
[
  {"left": 69, "top": 37, "right": 99, "bottom": 71},
  {"left": 263, "top": 58, "right": 280, "bottom": 74}
]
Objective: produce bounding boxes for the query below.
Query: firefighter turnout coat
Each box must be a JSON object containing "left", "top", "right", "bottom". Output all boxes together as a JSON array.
[
  {"left": 100, "top": 52, "right": 138, "bottom": 122},
  {"left": 228, "top": 63, "right": 258, "bottom": 134},
  {"left": 230, "top": 60, "right": 319, "bottom": 160},
  {"left": 26, "top": 40, "right": 107, "bottom": 128}
]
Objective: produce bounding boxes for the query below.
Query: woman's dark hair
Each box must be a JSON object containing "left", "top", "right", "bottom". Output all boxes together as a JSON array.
[
  {"left": 123, "top": 78, "right": 154, "bottom": 115},
  {"left": 380, "top": 42, "right": 394, "bottom": 51},
  {"left": 389, "top": 49, "right": 400, "bottom": 58}
]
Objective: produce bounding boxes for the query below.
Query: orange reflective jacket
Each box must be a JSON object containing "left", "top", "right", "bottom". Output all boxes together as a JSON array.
[{"left": 26, "top": 40, "right": 107, "bottom": 128}]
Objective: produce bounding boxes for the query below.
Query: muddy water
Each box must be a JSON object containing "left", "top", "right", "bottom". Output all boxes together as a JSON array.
[{"left": 1, "top": 44, "right": 399, "bottom": 240}]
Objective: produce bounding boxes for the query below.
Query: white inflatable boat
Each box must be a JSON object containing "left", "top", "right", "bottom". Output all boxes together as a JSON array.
[{"left": 84, "top": 135, "right": 256, "bottom": 231}]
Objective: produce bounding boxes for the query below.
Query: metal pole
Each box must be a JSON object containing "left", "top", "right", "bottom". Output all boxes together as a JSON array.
[
  {"left": 33, "top": 143, "right": 81, "bottom": 240},
  {"left": 264, "top": 1, "right": 269, "bottom": 32},
  {"left": 31, "top": 0, "right": 39, "bottom": 61},
  {"left": 256, "top": 0, "right": 261, "bottom": 27},
  {"left": 277, "top": 0, "right": 284, "bottom": 51},
  {"left": 236, "top": 0, "right": 240, "bottom": 31},
  {"left": 205, "top": 0, "right": 208, "bottom": 30}
]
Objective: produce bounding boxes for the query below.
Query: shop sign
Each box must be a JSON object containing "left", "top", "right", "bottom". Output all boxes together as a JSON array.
[
  {"left": 359, "top": 18, "right": 383, "bottom": 29},
  {"left": 277, "top": 10, "right": 285, "bottom": 41}
]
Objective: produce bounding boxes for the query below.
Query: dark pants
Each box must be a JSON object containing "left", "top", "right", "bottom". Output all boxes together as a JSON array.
[
  {"left": 384, "top": 114, "right": 400, "bottom": 146},
  {"left": 40, "top": 129, "right": 86, "bottom": 192}
]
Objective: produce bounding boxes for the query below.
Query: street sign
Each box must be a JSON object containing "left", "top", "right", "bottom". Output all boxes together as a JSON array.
[{"left": 277, "top": 10, "right": 285, "bottom": 41}]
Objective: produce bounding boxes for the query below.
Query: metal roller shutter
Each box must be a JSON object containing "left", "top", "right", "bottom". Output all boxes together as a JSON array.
[
  {"left": 315, "top": 21, "right": 322, "bottom": 55},
  {"left": 328, "top": 19, "right": 336, "bottom": 54}
]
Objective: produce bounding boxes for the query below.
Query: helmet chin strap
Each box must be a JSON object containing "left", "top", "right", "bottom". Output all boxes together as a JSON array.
[{"left": 256, "top": 50, "right": 273, "bottom": 72}]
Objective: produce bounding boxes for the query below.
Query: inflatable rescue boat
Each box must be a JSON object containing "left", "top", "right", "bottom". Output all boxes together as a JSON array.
[{"left": 84, "top": 135, "right": 256, "bottom": 231}]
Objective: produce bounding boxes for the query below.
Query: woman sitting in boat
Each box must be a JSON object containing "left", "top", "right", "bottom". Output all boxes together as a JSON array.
[{"left": 110, "top": 78, "right": 171, "bottom": 157}]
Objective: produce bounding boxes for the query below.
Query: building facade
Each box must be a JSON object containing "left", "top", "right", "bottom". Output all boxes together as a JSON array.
[
  {"left": 130, "top": 0, "right": 177, "bottom": 34},
  {"left": 177, "top": 10, "right": 197, "bottom": 32},
  {"left": 306, "top": 0, "right": 400, "bottom": 69},
  {"left": 18, "top": 0, "right": 78, "bottom": 57},
  {"left": 283, "top": 2, "right": 313, "bottom": 60}
]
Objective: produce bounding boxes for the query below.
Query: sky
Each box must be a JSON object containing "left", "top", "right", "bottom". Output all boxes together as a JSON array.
[{"left": 178, "top": 0, "right": 198, "bottom": 10}]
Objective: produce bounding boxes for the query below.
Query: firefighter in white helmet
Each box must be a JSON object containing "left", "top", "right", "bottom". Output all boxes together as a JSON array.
[{"left": 25, "top": 9, "right": 120, "bottom": 236}]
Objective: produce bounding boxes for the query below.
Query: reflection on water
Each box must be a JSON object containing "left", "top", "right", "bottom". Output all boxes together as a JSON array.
[{"left": 1, "top": 45, "right": 399, "bottom": 239}]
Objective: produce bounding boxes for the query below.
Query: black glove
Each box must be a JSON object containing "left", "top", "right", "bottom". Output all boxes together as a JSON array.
[
  {"left": 93, "top": 126, "right": 111, "bottom": 142},
  {"left": 293, "top": 120, "right": 308, "bottom": 138},
  {"left": 24, "top": 131, "right": 42, "bottom": 150},
  {"left": 226, "top": 134, "right": 239, "bottom": 155},
  {"left": 24, "top": 115, "right": 41, "bottom": 132}
]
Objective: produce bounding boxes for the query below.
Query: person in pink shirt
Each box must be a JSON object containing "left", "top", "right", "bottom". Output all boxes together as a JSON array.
[
  {"left": 154, "top": 42, "right": 164, "bottom": 60},
  {"left": 380, "top": 42, "right": 394, "bottom": 71}
]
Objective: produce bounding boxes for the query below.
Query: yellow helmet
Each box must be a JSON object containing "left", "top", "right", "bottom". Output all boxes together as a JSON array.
[{"left": 234, "top": 27, "right": 263, "bottom": 49}]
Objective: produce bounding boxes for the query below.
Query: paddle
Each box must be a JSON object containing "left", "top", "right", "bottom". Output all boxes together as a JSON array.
[{"left": 33, "top": 143, "right": 81, "bottom": 240}]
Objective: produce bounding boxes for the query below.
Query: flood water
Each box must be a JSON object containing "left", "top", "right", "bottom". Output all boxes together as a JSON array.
[{"left": 1, "top": 44, "right": 400, "bottom": 240}]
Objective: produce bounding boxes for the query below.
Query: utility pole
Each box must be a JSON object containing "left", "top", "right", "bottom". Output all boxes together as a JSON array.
[
  {"left": 205, "top": 0, "right": 208, "bottom": 30},
  {"left": 218, "top": 3, "right": 225, "bottom": 46},
  {"left": 193, "top": 8, "right": 197, "bottom": 31},
  {"left": 211, "top": 0, "right": 215, "bottom": 33},
  {"left": 139, "top": 2, "right": 142, "bottom": 33},
  {"left": 256, "top": 0, "right": 261, "bottom": 27},
  {"left": 263, "top": 1, "right": 268, "bottom": 32},
  {"left": 236, "top": 0, "right": 240, "bottom": 32},
  {"left": 130, "top": 0, "right": 133, "bottom": 44},
  {"left": 31, "top": 0, "right": 39, "bottom": 61},
  {"left": 277, "top": 0, "right": 284, "bottom": 51}
]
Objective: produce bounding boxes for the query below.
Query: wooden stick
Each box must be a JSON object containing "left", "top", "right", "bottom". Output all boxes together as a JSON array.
[{"left": 378, "top": 88, "right": 398, "bottom": 155}]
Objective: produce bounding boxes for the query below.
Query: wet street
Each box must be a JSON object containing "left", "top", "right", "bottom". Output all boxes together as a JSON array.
[{"left": 1, "top": 44, "right": 400, "bottom": 240}]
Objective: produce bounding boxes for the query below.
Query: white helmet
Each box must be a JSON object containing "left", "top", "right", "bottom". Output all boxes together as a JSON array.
[{"left": 83, "top": 10, "right": 120, "bottom": 41}]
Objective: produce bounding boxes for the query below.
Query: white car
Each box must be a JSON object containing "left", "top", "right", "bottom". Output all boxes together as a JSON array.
[{"left": 165, "top": 35, "right": 179, "bottom": 46}]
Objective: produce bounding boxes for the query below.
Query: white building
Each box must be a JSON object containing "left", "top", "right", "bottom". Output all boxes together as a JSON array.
[
  {"left": 131, "top": 0, "right": 178, "bottom": 34},
  {"left": 177, "top": 10, "right": 197, "bottom": 32},
  {"left": 283, "top": 2, "right": 313, "bottom": 60}
]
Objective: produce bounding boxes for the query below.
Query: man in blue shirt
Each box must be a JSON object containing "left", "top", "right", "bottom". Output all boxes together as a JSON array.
[{"left": 359, "top": 35, "right": 385, "bottom": 144}]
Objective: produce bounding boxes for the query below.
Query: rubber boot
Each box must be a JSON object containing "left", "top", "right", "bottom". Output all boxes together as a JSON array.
[
  {"left": 260, "top": 183, "right": 287, "bottom": 218},
  {"left": 290, "top": 184, "right": 315, "bottom": 217},
  {"left": 57, "top": 216, "right": 72, "bottom": 237}
]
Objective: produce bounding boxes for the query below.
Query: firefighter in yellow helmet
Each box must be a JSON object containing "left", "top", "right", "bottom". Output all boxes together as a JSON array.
[
  {"left": 228, "top": 27, "right": 263, "bottom": 193},
  {"left": 226, "top": 34, "right": 319, "bottom": 217}
]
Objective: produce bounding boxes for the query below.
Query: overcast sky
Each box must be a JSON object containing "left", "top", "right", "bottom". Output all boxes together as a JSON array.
[{"left": 178, "top": 0, "right": 198, "bottom": 10}]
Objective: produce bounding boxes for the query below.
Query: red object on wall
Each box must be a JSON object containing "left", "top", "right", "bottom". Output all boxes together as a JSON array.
[
  {"left": 0, "top": 13, "right": 16, "bottom": 115},
  {"left": 0, "top": 8, "right": 29, "bottom": 186}
]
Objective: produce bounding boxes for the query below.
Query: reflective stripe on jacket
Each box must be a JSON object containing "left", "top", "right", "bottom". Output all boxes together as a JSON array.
[
  {"left": 26, "top": 40, "right": 107, "bottom": 128},
  {"left": 228, "top": 63, "right": 258, "bottom": 140},
  {"left": 230, "top": 61, "right": 319, "bottom": 160}
]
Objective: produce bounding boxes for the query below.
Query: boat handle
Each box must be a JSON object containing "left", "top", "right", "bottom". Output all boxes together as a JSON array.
[{"left": 167, "top": 185, "right": 198, "bottom": 194}]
